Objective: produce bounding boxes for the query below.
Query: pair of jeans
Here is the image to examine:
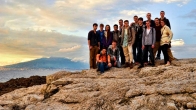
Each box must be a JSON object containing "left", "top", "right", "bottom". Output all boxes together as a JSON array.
[
  {"left": 141, "top": 45, "right": 155, "bottom": 66},
  {"left": 133, "top": 42, "right": 142, "bottom": 63},
  {"left": 161, "top": 44, "right": 169, "bottom": 64},
  {"left": 97, "top": 62, "right": 109, "bottom": 73}
]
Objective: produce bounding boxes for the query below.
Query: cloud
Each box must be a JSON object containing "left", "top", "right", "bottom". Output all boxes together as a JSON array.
[
  {"left": 151, "top": 0, "right": 190, "bottom": 5},
  {"left": 183, "top": 9, "right": 196, "bottom": 19},
  {"left": 187, "top": 22, "right": 196, "bottom": 27},
  {"left": 59, "top": 45, "right": 81, "bottom": 52},
  {"left": 0, "top": 28, "right": 88, "bottom": 65},
  {"left": 171, "top": 39, "right": 185, "bottom": 46}
]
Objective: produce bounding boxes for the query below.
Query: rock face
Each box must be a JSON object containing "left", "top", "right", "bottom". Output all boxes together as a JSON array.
[{"left": 0, "top": 59, "right": 196, "bottom": 110}]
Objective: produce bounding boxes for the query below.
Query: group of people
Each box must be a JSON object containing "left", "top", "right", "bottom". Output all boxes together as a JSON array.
[{"left": 88, "top": 11, "right": 175, "bottom": 73}]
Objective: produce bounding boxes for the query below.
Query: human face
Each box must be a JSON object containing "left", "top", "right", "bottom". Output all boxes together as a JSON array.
[
  {"left": 161, "top": 21, "right": 165, "bottom": 27},
  {"left": 119, "top": 20, "right": 123, "bottom": 26},
  {"left": 146, "top": 13, "right": 151, "bottom": 20},
  {"left": 138, "top": 20, "right": 143, "bottom": 25},
  {"left": 124, "top": 22, "right": 129, "bottom": 27},
  {"left": 155, "top": 19, "right": 160, "bottom": 25},
  {"left": 100, "top": 26, "right": 104, "bottom": 30},
  {"left": 146, "top": 21, "right": 150, "bottom": 27},
  {"left": 134, "top": 17, "right": 138, "bottom": 23},
  {"left": 114, "top": 26, "right": 118, "bottom": 31},
  {"left": 160, "top": 12, "right": 165, "bottom": 18},
  {"left": 112, "top": 41, "right": 117, "bottom": 48},
  {"left": 105, "top": 25, "right": 110, "bottom": 31},
  {"left": 93, "top": 25, "right": 97, "bottom": 30},
  {"left": 102, "top": 49, "right": 106, "bottom": 55}
]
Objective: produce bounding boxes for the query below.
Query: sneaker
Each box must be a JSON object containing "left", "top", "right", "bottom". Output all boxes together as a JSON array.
[
  {"left": 155, "top": 56, "right": 161, "bottom": 60},
  {"left": 138, "top": 65, "right": 144, "bottom": 69}
]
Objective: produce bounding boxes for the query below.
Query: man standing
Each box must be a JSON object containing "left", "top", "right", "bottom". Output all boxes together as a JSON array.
[
  {"left": 97, "top": 24, "right": 104, "bottom": 52},
  {"left": 143, "top": 13, "right": 155, "bottom": 28},
  {"left": 118, "top": 19, "right": 125, "bottom": 64},
  {"left": 159, "top": 11, "right": 176, "bottom": 62},
  {"left": 138, "top": 21, "right": 156, "bottom": 68},
  {"left": 156, "top": 11, "right": 171, "bottom": 60},
  {"left": 107, "top": 40, "right": 121, "bottom": 68},
  {"left": 119, "top": 19, "right": 123, "bottom": 35},
  {"left": 121, "top": 20, "right": 135, "bottom": 69},
  {"left": 153, "top": 18, "right": 162, "bottom": 58},
  {"left": 88, "top": 23, "right": 100, "bottom": 69},
  {"left": 133, "top": 17, "right": 144, "bottom": 64},
  {"left": 131, "top": 15, "right": 139, "bottom": 64}
]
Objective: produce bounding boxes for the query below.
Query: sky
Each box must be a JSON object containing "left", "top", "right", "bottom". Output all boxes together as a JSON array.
[{"left": 0, "top": 0, "right": 196, "bottom": 66}]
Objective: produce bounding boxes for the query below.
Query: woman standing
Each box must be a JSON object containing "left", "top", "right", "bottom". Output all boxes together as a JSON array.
[
  {"left": 103, "top": 25, "right": 113, "bottom": 49},
  {"left": 160, "top": 19, "right": 173, "bottom": 66}
]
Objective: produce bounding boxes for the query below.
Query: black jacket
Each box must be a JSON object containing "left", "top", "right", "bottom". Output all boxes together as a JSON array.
[
  {"left": 107, "top": 45, "right": 120, "bottom": 61},
  {"left": 160, "top": 17, "right": 171, "bottom": 29}
]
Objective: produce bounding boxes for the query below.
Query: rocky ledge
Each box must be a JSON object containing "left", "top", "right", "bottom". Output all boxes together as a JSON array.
[{"left": 0, "top": 59, "right": 196, "bottom": 110}]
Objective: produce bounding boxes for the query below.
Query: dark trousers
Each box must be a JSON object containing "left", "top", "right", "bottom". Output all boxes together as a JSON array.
[
  {"left": 141, "top": 45, "right": 155, "bottom": 66},
  {"left": 118, "top": 46, "right": 125, "bottom": 64},
  {"left": 133, "top": 42, "right": 142, "bottom": 63},
  {"left": 99, "top": 44, "right": 103, "bottom": 54},
  {"left": 161, "top": 44, "right": 169, "bottom": 64},
  {"left": 156, "top": 47, "right": 162, "bottom": 57},
  {"left": 97, "top": 62, "right": 109, "bottom": 73},
  {"left": 89, "top": 46, "right": 99, "bottom": 69}
]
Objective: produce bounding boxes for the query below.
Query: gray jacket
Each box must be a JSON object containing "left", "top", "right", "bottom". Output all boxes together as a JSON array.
[
  {"left": 120, "top": 26, "right": 135, "bottom": 46},
  {"left": 142, "top": 27, "right": 156, "bottom": 46}
]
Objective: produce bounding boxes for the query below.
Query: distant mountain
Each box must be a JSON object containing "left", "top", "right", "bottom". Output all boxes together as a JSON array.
[{"left": 4, "top": 57, "right": 89, "bottom": 70}]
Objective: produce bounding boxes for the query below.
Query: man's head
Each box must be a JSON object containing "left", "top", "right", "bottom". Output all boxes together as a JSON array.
[
  {"left": 124, "top": 20, "right": 129, "bottom": 27},
  {"left": 105, "top": 25, "right": 110, "bottom": 31},
  {"left": 154, "top": 18, "right": 160, "bottom": 25},
  {"left": 100, "top": 23, "right": 104, "bottom": 30},
  {"left": 134, "top": 15, "right": 138, "bottom": 23},
  {"left": 160, "top": 11, "right": 165, "bottom": 18},
  {"left": 112, "top": 40, "right": 117, "bottom": 48},
  {"left": 93, "top": 23, "right": 98, "bottom": 30},
  {"left": 138, "top": 17, "right": 143, "bottom": 25},
  {"left": 146, "top": 20, "right": 151, "bottom": 27},
  {"left": 160, "top": 19, "right": 165, "bottom": 27},
  {"left": 146, "top": 13, "right": 151, "bottom": 20},
  {"left": 113, "top": 24, "right": 118, "bottom": 31},
  {"left": 101, "top": 48, "right": 107, "bottom": 55},
  {"left": 119, "top": 19, "right": 123, "bottom": 26}
]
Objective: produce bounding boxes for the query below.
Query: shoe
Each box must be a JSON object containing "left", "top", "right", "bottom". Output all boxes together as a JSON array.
[
  {"left": 138, "top": 65, "right": 144, "bottom": 69},
  {"left": 130, "top": 62, "right": 133, "bottom": 69},
  {"left": 123, "top": 62, "right": 129, "bottom": 68},
  {"left": 151, "top": 64, "right": 155, "bottom": 67},
  {"left": 155, "top": 56, "right": 161, "bottom": 60}
]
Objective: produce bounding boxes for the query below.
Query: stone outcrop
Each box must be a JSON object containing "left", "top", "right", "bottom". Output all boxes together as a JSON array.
[{"left": 0, "top": 59, "right": 196, "bottom": 110}]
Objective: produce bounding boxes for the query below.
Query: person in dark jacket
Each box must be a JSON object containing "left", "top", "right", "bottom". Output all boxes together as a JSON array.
[
  {"left": 156, "top": 10, "right": 171, "bottom": 60},
  {"left": 88, "top": 23, "right": 100, "bottom": 69},
  {"left": 103, "top": 25, "right": 113, "bottom": 49},
  {"left": 97, "top": 24, "right": 104, "bottom": 53},
  {"left": 153, "top": 18, "right": 162, "bottom": 58},
  {"left": 133, "top": 17, "right": 144, "bottom": 64},
  {"left": 107, "top": 40, "right": 121, "bottom": 68},
  {"left": 143, "top": 13, "right": 155, "bottom": 28}
]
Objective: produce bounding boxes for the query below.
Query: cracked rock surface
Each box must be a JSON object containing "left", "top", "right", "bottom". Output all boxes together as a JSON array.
[{"left": 0, "top": 59, "right": 196, "bottom": 110}]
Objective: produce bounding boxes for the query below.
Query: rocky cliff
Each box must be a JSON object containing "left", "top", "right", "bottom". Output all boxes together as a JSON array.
[{"left": 0, "top": 59, "right": 196, "bottom": 110}]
